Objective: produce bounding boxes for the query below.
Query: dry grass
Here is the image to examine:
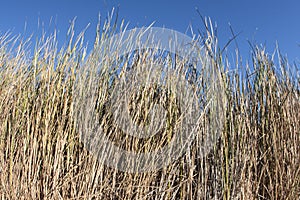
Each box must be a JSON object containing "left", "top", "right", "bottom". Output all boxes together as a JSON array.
[{"left": 0, "top": 14, "right": 299, "bottom": 200}]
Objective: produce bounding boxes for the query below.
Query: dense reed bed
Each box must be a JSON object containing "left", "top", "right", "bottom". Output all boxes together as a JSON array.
[{"left": 0, "top": 15, "right": 299, "bottom": 199}]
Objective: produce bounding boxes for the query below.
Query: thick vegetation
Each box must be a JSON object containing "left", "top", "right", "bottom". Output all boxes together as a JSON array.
[{"left": 0, "top": 15, "right": 299, "bottom": 199}]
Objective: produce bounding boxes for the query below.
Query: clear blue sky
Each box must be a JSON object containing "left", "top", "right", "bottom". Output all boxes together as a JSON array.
[{"left": 0, "top": 0, "right": 299, "bottom": 63}]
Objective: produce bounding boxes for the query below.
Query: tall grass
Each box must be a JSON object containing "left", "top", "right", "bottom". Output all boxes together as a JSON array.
[{"left": 0, "top": 14, "right": 299, "bottom": 199}]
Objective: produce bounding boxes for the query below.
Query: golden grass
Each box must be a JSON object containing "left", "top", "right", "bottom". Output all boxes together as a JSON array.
[{"left": 0, "top": 15, "right": 299, "bottom": 199}]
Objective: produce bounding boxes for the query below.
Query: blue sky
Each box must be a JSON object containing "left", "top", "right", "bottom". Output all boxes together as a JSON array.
[{"left": 0, "top": 0, "right": 299, "bottom": 63}]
